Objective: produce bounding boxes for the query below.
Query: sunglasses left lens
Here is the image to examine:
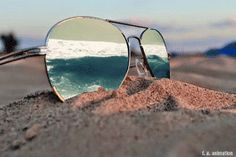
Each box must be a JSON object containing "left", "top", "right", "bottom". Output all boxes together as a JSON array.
[{"left": 46, "top": 17, "right": 129, "bottom": 101}]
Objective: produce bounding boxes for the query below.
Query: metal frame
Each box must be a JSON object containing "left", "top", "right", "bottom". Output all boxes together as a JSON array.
[
  {"left": 108, "top": 19, "right": 170, "bottom": 78},
  {"left": 0, "top": 16, "right": 170, "bottom": 102},
  {"left": 44, "top": 16, "right": 131, "bottom": 101}
]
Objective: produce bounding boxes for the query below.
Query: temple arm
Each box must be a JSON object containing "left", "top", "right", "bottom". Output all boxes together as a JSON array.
[{"left": 0, "top": 47, "right": 46, "bottom": 65}]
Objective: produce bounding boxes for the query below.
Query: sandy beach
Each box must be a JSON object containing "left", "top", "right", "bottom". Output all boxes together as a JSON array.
[
  {"left": 171, "top": 55, "right": 236, "bottom": 94},
  {"left": 1, "top": 1, "right": 236, "bottom": 156},
  {"left": 0, "top": 55, "right": 236, "bottom": 157}
]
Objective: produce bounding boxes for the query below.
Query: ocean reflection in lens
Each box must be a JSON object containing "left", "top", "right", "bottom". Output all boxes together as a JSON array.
[
  {"left": 141, "top": 29, "right": 170, "bottom": 78},
  {"left": 46, "top": 17, "right": 128, "bottom": 100}
]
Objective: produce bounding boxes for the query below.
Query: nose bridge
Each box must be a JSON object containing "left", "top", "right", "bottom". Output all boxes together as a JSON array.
[
  {"left": 126, "top": 37, "right": 152, "bottom": 78},
  {"left": 128, "top": 37, "right": 142, "bottom": 57},
  {"left": 107, "top": 21, "right": 153, "bottom": 78}
]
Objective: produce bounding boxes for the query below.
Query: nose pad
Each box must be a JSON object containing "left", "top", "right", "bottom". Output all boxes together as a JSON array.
[
  {"left": 127, "top": 37, "right": 152, "bottom": 77},
  {"left": 135, "top": 58, "right": 147, "bottom": 77}
]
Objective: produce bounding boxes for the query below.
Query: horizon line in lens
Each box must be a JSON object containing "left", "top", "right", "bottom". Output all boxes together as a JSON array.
[{"left": 47, "top": 39, "right": 167, "bottom": 59}]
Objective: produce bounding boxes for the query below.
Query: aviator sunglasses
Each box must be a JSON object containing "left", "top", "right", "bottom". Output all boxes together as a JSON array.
[{"left": 0, "top": 16, "right": 170, "bottom": 103}]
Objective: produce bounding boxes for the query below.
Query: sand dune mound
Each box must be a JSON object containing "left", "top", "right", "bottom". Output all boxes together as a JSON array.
[{"left": 72, "top": 77, "right": 236, "bottom": 115}]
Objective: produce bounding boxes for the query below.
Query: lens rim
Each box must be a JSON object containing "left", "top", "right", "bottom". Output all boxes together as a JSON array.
[
  {"left": 140, "top": 28, "right": 169, "bottom": 53},
  {"left": 140, "top": 28, "right": 170, "bottom": 78},
  {"left": 44, "top": 16, "right": 130, "bottom": 101}
]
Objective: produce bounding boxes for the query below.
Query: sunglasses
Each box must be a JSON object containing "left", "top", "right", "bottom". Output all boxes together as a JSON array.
[{"left": 0, "top": 16, "right": 170, "bottom": 103}]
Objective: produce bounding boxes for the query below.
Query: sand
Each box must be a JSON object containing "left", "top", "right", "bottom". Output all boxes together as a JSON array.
[
  {"left": 171, "top": 55, "right": 236, "bottom": 94},
  {"left": 1, "top": 75, "right": 236, "bottom": 157},
  {"left": 0, "top": 55, "right": 51, "bottom": 105}
]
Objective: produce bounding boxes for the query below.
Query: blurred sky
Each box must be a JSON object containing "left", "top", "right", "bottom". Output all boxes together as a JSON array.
[{"left": 0, "top": 0, "right": 236, "bottom": 52}]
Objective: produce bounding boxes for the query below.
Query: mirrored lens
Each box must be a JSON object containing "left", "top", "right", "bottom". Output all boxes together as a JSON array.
[
  {"left": 141, "top": 29, "right": 170, "bottom": 78},
  {"left": 46, "top": 17, "right": 128, "bottom": 100}
]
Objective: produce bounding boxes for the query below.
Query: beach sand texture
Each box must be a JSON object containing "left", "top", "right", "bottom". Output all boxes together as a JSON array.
[
  {"left": 0, "top": 56, "right": 51, "bottom": 105},
  {"left": 171, "top": 55, "right": 236, "bottom": 94},
  {"left": 0, "top": 55, "right": 236, "bottom": 157},
  {"left": 1, "top": 73, "right": 236, "bottom": 157}
]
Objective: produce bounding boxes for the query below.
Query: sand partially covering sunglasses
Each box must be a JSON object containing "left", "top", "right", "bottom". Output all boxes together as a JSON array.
[
  {"left": 72, "top": 76, "right": 236, "bottom": 114},
  {"left": 1, "top": 72, "right": 236, "bottom": 157}
]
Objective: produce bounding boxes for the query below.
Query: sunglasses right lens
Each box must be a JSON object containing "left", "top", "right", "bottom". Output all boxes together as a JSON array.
[
  {"left": 141, "top": 29, "right": 170, "bottom": 78},
  {"left": 46, "top": 17, "right": 129, "bottom": 100}
]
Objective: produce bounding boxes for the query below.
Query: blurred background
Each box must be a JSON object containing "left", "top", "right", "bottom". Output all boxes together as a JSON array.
[
  {"left": 0, "top": 0, "right": 236, "bottom": 52},
  {"left": 0, "top": 0, "right": 236, "bottom": 93}
]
